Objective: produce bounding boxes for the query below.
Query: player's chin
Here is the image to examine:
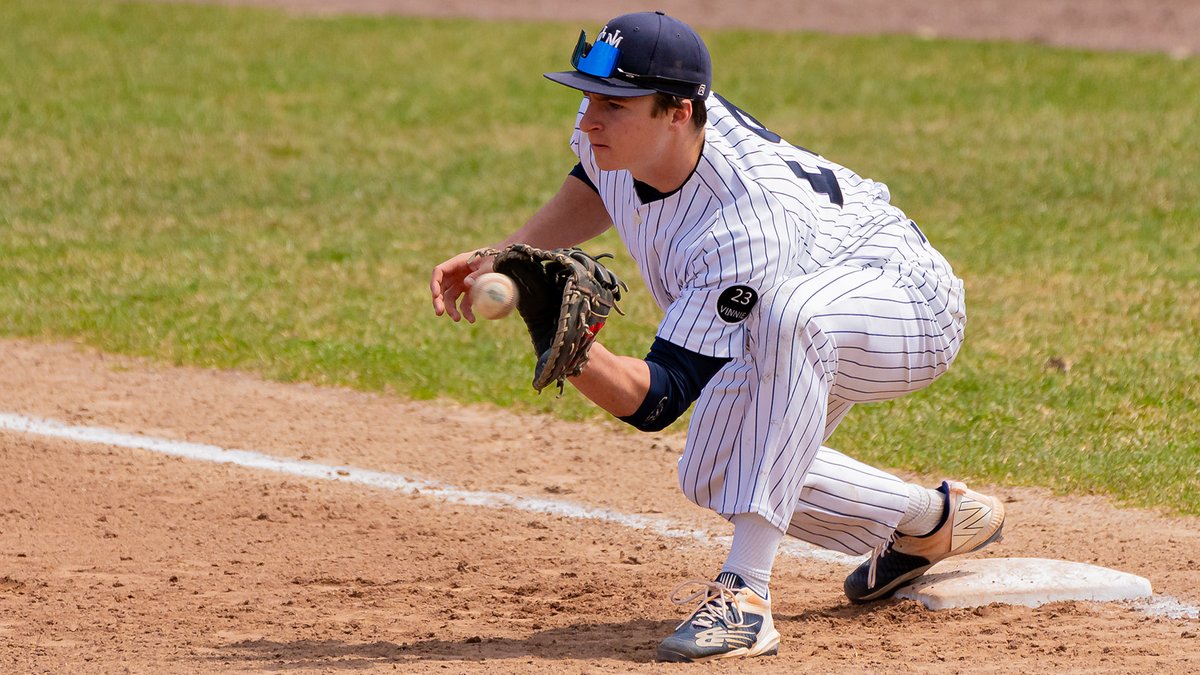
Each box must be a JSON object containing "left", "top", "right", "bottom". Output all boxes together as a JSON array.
[{"left": 591, "top": 146, "right": 621, "bottom": 171}]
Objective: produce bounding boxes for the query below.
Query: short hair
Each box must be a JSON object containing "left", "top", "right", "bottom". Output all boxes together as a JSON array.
[{"left": 650, "top": 92, "right": 707, "bottom": 131}]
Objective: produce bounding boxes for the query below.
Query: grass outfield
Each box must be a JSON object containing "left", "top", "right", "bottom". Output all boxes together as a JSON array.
[{"left": 2, "top": 0, "right": 1197, "bottom": 514}]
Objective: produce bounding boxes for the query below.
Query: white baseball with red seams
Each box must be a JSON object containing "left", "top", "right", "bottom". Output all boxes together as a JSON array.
[{"left": 470, "top": 272, "right": 519, "bottom": 320}]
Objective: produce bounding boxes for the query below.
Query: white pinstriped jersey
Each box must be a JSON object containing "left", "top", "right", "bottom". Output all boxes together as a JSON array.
[{"left": 569, "top": 93, "right": 962, "bottom": 360}]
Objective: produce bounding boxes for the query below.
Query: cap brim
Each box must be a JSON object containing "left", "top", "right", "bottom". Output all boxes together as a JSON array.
[{"left": 543, "top": 71, "right": 657, "bottom": 97}]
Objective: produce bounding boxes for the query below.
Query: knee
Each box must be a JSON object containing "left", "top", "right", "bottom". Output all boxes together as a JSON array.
[{"left": 676, "top": 463, "right": 713, "bottom": 509}]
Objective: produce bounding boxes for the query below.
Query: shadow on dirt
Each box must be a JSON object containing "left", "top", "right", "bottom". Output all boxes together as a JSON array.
[
  {"left": 213, "top": 618, "right": 681, "bottom": 668},
  {"left": 210, "top": 600, "right": 923, "bottom": 669}
]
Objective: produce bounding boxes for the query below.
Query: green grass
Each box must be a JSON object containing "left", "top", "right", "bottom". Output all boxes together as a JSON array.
[{"left": 1, "top": 1, "right": 1197, "bottom": 514}]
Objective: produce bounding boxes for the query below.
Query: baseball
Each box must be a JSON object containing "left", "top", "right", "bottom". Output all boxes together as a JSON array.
[{"left": 469, "top": 272, "right": 518, "bottom": 320}]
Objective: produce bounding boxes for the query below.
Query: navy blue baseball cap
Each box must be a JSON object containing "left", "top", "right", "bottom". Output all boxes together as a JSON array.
[{"left": 544, "top": 11, "right": 712, "bottom": 99}]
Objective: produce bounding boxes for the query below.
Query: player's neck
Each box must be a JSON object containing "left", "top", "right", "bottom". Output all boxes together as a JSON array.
[{"left": 632, "top": 131, "right": 705, "bottom": 195}]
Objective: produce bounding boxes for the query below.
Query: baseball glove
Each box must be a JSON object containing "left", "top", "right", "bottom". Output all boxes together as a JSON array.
[{"left": 473, "top": 244, "right": 627, "bottom": 393}]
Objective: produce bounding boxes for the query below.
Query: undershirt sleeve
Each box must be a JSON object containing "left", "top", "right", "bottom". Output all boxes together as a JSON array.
[
  {"left": 569, "top": 163, "right": 598, "bottom": 193},
  {"left": 618, "top": 337, "right": 731, "bottom": 432}
]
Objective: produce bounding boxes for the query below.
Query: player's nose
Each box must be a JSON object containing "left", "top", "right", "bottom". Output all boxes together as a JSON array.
[{"left": 580, "top": 105, "right": 602, "bottom": 132}]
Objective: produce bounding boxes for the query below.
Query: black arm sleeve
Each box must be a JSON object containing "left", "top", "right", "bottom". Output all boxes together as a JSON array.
[
  {"left": 618, "top": 337, "right": 732, "bottom": 432},
  {"left": 569, "top": 162, "right": 598, "bottom": 194}
]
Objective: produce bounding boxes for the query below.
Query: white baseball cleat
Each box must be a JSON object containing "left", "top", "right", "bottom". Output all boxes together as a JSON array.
[
  {"left": 656, "top": 573, "right": 780, "bottom": 662},
  {"left": 844, "top": 480, "right": 1006, "bottom": 603}
]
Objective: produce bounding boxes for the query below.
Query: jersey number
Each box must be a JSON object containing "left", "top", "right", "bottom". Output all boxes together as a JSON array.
[
  {"left": 713, "top": 93, "right": 845, "bottom": 207},
  {"left": 727, "top": 287, "right": 755, "bottom": 305}
]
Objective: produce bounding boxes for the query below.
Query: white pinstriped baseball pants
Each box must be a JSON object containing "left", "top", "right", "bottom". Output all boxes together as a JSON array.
[{"left": 679, "top": 262, "right": 966, "bottom": 555}]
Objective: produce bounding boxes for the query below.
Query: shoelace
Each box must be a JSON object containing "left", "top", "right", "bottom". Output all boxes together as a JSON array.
[
  {"left": 668, "top": 579, "right": 750, "bottom": 630},
  {"left": 866, "top": 534, "right": 894, "bottom": 589}
]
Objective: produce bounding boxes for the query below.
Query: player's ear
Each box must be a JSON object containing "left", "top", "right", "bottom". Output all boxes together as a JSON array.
[{"left": 671, "top": 100, "right": 693, "bottom": 128}]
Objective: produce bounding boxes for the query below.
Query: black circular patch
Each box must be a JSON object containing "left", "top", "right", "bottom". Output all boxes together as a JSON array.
[{"left": 716, "top": 285, "right": 758, "bottom": 324}]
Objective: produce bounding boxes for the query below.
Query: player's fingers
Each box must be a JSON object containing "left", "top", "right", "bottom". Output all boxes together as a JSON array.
[
  {"left": 463, "top": 266, "right": 488, "bottom": 289},
  {"left": 430, "top": 266, "right": 449, "bottom": 315},
  {"left": 460, "top": 258, "right": 495, "bottom": 314},
  {"left": 468, "top": 254, "right": 495, "bottom": 277},
  {"left": 441, "top": 285, "right": 463, "bottom": 322},
  {"left": 431, "top": 288, "right": 446, "bottom": 316},
  {"left": 432, "top": 250, "right": 485, "bottom": 321},
  {"left": 460, "top": 292, "right": 477, "bottom": 324}
]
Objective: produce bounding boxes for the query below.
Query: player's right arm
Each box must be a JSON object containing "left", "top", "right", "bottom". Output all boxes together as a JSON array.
[{"left": 430, "top": 174, "right": 611, "bottom": 322}]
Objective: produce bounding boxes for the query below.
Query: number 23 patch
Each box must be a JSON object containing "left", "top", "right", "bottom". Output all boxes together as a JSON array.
[{"left": 716, "top": 285, "right": 759, "bottom": 323}]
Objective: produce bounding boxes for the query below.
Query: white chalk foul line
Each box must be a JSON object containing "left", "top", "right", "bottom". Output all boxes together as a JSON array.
[
  {"left": 2, "top": 411, "right": 1196, "bottom": 621},
  {"left": 0, "top": 411, "right": 852, "bottom": 566}
]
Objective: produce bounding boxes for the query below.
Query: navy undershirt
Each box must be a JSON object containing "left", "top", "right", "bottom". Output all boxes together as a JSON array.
[{"left": 568, "top": 162, "right": 676, "bottom": 204}]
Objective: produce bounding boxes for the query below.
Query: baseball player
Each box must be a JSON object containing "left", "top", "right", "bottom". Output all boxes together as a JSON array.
[{"left": 430, "top": 11, "right": 1005, "bottom": 662}]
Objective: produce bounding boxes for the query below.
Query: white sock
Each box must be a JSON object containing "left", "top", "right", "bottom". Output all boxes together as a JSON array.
[
  {"left": 897, "top": 483, "right": 946, "bottom": 536},
  {"left": 720, "top": 513, "right": 784, "bottom": 598}
]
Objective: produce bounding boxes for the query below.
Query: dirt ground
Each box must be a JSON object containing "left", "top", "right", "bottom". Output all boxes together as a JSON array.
[
  {"left": 3, "top": 340, "right": 1199, "bottom": 673},
  {"left": 4, "top": 2, "right": 1200, "bottom": 672}
]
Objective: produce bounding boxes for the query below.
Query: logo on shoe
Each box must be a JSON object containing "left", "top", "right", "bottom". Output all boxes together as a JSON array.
[
  {"left": 952, "top": 498, "right": 990, "bottom": 550},
  {"left": 694, "top": 627, "right": 756, "bottom": 649}
]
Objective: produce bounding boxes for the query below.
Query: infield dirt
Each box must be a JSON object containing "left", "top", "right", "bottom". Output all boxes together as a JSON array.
[
  {"left": 3, "top": 340, "right": 1198, "bottom": 672},
  {"left": 3, "top": 1, "right": 1199, "bottom": 672}
]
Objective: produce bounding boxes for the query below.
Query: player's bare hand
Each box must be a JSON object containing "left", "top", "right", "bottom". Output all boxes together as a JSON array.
[{"left": 430, "top": 250, "right": 495, "bottom": 323}]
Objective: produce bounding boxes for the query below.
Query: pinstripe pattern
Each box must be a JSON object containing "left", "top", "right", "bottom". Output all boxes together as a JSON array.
[{"left": 569, "top": 94, "right": 966, "bottom": 555}]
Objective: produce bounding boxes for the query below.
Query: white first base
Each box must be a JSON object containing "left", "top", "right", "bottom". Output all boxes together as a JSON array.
[{"left": 894, "top": 558, "right": 1152, "bottom": 610}]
